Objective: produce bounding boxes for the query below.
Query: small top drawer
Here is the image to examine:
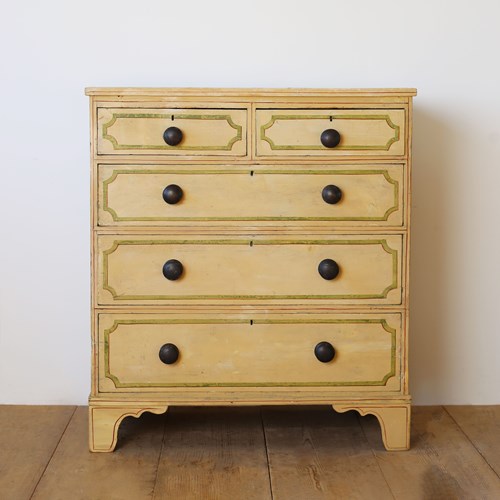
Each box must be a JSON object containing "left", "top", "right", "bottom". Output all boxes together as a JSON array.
[
  {"left": 256, "top": 109, "right": 406, "bottom": 157},
  {"left": 97, "top": 107, "right": 247, "bottom": 156}
]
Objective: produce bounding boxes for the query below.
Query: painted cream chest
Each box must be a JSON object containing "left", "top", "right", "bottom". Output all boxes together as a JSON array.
[{"left": 86, "top": 88, "right": 416, "bottom": 452}]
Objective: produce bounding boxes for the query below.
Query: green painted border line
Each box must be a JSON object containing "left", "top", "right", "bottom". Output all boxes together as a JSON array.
[
  {"left": 103, "top": 318, "right": 397, "bottom": 388},
  {"left": 102, "top": 112, "right": 243, "bottom": 151},
  {"left": 260, "top": 113, "right": 401, "bottom": 151},
  {"left": 101, "top": 168, "right": 399, "bottom": 223},
  {"left": 101, "top": 238, "right": 399, "bottom": 301}
]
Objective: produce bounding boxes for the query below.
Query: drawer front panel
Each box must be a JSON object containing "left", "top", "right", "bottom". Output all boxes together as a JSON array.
[
  {"left": 98, "top": 314, "right": 401, "bottom": 391},
  {"left": 98, "top": 165, "right": 404, "bottom": 226},
  {"left": 256, "top": 109, "right": 406, "bottom": 157},
  {"left": 97, "top": 108, "right": 247, "bottom": 156},
  {"left": 97, "top": 235, "right": 402, "bottom": 305}
]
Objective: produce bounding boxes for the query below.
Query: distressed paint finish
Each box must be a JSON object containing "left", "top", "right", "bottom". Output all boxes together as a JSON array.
[
  {"left": 256, "top": 109, "right": 406, "bottom": 156},
  {"left": 99, "top": 315, "right": 399, "bottom": 390},
  {"left": 98, "top": 166, "right": 402, "bottom": 225},
  {"left": 97, "top": 236, "right": 401, "bottom": 304},
  {"left": 97, "top": 108, "right": 247, "bottom": 156},
  {"left": 87, "top": 88, "right": 415, "bottom": 452}
]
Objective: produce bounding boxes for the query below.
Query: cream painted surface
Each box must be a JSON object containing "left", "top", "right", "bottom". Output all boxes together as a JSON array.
[
  {"left": 89, "top": 405, "right": 168, "bottom": 452},
  {"left": 256, "top": 109, "right": 406, "bottom": 157},
  {"left": 98, "top": 313, "right": 401, "bottom": 392},
  {"left": 91, "top": 87, "right": 412, "bottom": 453},
  {"left": 1, "top": 0, "right": 499, "bottom": 407},
  {"left": 97, "top": 108, "right": 247, "bottom": 156},
  {"left": 98, "top": 164, "right": 404, "bottom": 226},
  {"left": 333, "top": 403, "right": 410, "bottom": 451},
  {"left": 97, "top": 234, "right": 402, "bottom": 305}
]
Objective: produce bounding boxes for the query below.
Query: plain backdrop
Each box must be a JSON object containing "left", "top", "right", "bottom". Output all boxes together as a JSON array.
[{"left": 1, "top": 0, "right": 499, "bottom": 405}]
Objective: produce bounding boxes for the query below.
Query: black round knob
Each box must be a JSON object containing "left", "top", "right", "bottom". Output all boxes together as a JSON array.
[
  {"left": 322, "top": 185, "right": 342, "bottom": 204},
  {"left": 163, "top": 126, "right": 183, "bottom": 146},
  {"left": 162, "top": 259, "right": 183, "bottom": 281},
  {"left": 318, "top": 259, "right": 340, "bottom": 280},
  {"left": 162, "top": 184, "right": 183, "bottom": 205},
  {"left": 159, "top": 343, "right": 179, "bottom": 364},
  {"left": 314, "top": 341, "right": 335, "bottom": 363},
  {"left": 320, "top": 129, "right": 341, "bottom": 148}
]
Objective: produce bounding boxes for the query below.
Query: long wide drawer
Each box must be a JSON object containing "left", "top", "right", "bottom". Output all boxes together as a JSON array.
[
  {"left": 256, "top": 109, "right": 406, "bottom": 157},
  {"left": 97, "top": 164, "right": 404, "bottom": 227},
  {"left": 97, "top": 107, "right": 247, "bottom": 156},
  {"left": 97, "top": 235, "right": 403, "bottom": 305},
  {"left": 98, "top": 313, "right": 402, "bottom": 392}
]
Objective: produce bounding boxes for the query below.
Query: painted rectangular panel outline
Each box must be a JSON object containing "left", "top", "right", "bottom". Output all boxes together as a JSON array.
[
  {"left": 259, "top": 112, "right": 403, "bottom": 151},
  {"left": 100, "top": 168, "right": 400, "bottom": 223},
  {"left": 102, "top": 318, "right": 398, "bottom": 388},
  {"left": 100, "top": 111, "right": 244, "bottom": 151},
  {"left": 101, "top": 238, "right": 401, "bottom": 302}
]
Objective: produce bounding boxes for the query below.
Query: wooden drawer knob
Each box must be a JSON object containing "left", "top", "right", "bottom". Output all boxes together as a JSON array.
[
  {"left": 318, "top": 259, "right": 340, "bottom": 280},
  {"left": 162, "top": 184, "right": 183, "bottom": 204},
  {"left": 163, "top": 126, "right": 183, "bottom": 146},
  {"left": 320, "top": 129, "right": 341, "bottom": 148},
  {"left": 322, "top": 185, "right": 342, "bottom": 204},
  {"left": 314, "top": 341, "right": 335, "bottom": 363},
  {"left": 162, "top": 259, "right": 183, "bottom": 281},
  {"left": 159, "top": 343, "right": 179, "bottom": 364}
]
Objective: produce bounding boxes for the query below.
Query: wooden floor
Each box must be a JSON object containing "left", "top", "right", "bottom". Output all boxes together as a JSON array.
[{"left": 0, "top": 406, "right": 499, "bottom": 499}]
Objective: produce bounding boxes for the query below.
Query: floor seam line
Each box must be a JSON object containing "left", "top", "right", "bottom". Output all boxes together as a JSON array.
[
  {"left": 443, "top": 406, "right": 500, "bottom": 480},
  {"left": 29, "top": 405, "right": 78, "bottom": 499},
  {"left": 357, "top": 411, "right": 397, "bottom": 500},
  {"left": 151, "top": 410, "right": 168, "bottom": 499},
  {"left": 260, "top": 408, "right": 275, "bottom": 500}
]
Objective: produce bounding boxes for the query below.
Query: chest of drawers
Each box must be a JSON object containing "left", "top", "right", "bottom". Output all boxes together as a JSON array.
[{"left": 86, "top": 87, "right": 416, "bottom": 452}]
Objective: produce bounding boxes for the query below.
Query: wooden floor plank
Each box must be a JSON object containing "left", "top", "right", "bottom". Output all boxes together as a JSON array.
[
  {"left": 2, "top": 405, "right": 499, "bottom": 500},
  {"left": 445, "top": 405, "right": 500, "bottom": 476},
  {"left": 262, "top": 406, "right": 394, "bottom": 500},
  {"left": 153, "top": 407, "right": 272, "bottom": 500},
  {"left": 31, "top": 406, "right": 165, "bottom": 500},
  {"left": 0, "top": 405, "right": 75, "bottom": 500},
  {"left": 360, "top": 406, "right": 500, "bottom": 499}
]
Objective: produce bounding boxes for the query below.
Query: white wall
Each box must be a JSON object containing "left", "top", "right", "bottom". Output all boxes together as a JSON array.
[{"left": 1, "top": 0, "right": 499, "bottom": 405}]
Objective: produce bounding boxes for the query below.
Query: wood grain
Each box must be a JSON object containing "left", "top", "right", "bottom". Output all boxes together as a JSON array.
[
  {"left": 262, "top": 406, "right": 394, "bottom": 499},
  {"left": 360, "top": 406, "right": 500, "bottom": 499},
  {"left": 153, "top": 407, "right": 272, "bottom": 500},
  {"left": 0, "top": 405, "right": 75, "bottom": 500},
  {"left": 1, "top": 405, "right": 500, "bottom": 499},
  {"left": 31, "top": 407, "right": 165, "bottom": 500},
  {"left": 446, "top": 405, "right": 500, "bottom": 475}
]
